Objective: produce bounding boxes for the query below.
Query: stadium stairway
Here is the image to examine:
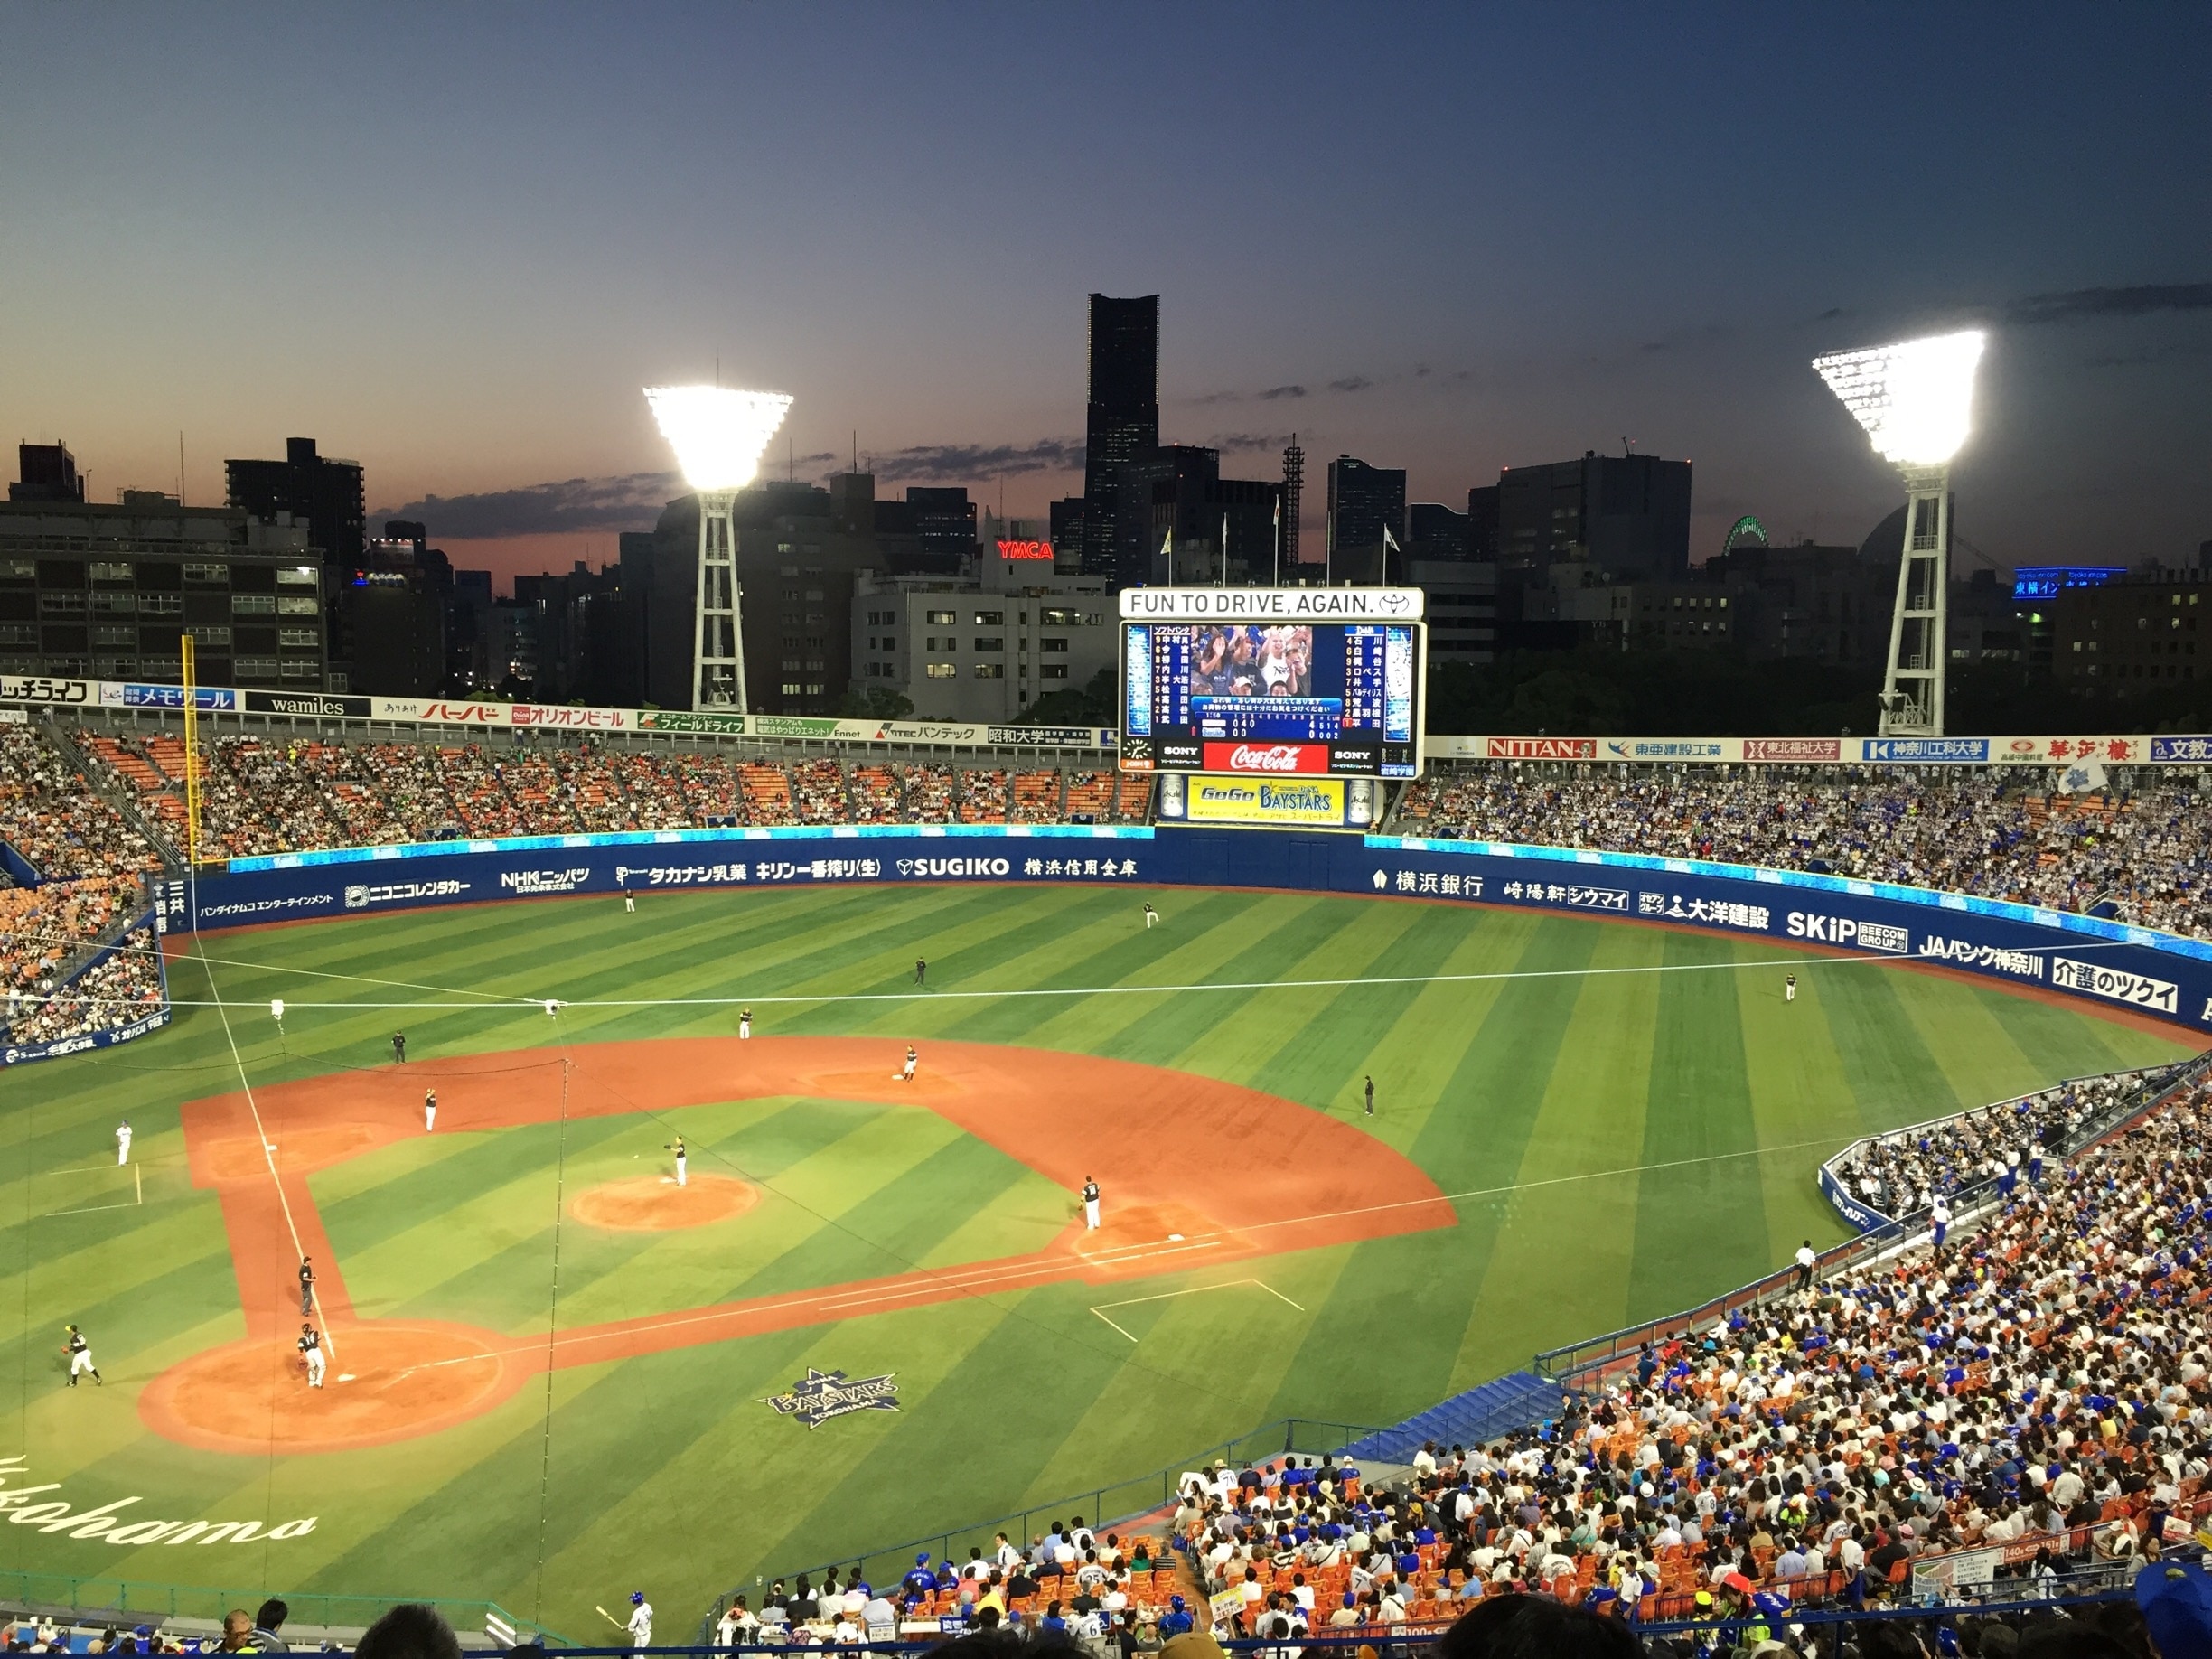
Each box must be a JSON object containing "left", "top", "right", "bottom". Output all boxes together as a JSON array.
[{"left": 1336, "top": 1370, "right": 1559, "bottom": 1462}]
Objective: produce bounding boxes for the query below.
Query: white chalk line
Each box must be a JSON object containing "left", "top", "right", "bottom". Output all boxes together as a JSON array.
[
  {"left": 1089, "top": 1279, "right": 1304, "bottom": 1342},
  {"left": 144, "top": 946, "right": 1918, "bottom": 1013},
  {"left": 47, "top": 1164, "right": 144, "bottom": 1219}
]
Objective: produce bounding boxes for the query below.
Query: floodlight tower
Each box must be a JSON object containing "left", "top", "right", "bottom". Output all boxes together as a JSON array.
[
  {"left": 1812, "top": 330, "right": 1985, "bottom": 737},
  {"left": 645, "top": 385, "right": 793, "bottom": 711}
]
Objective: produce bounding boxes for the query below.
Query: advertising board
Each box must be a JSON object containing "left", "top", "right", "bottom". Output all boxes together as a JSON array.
[{"left": 1169, "top": 774, "right": 1368, "bottom": 829}]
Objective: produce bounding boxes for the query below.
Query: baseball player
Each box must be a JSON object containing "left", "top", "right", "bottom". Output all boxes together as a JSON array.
[
  {"left": 738, "top": 1008, "right": 752, "bottom": 1040},
  {"left": 62, "top": 1325, "right": 99, "bottom": 1387},
  {"left": 623, "top": 887, "right": 635, "bottom": 914},
  {"left": 1082, "top": 1177, "right": 1101, "bottom": 1231},
  {"left": 299, "top": 1256, "right": 316, "bottom": 1317},
  {"left": 625, "top": 1592, "right": 653, "bottom": 1651},
  {"left": 898, "top": 1045, "right": 919, "bottom": 1083},
  {"left": 667, "top": 1135, "right": 688, "bottom": 1186},
  {"left": 116, "top": 1118, "right": 132, "bottom": 1166},
  {"left": 392, "top": 1030, "right": 407, "bottom": 1064},
  {"left": 424, "top": 1088, "right": 437, "bottom": 1133},
  {"left": 1785, "top": 974, "right": 1797, "bottom": 1004},
  {"left": 1142, "top": 903, "right": 1159, "bottom": 929},
  {"left": 1363, "top": 1076, "right": 1374, "bottom": 1118},
  {"left": 914, "top": 957, "right": 927, "bottom": 988},
  {"left": 298, "top": 1323, "right": 326, "bottom": 1388}
]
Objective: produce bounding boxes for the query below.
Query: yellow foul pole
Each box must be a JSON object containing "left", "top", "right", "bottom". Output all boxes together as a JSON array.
[{"left": 180, "top": 634, "right": 202, "bottom": 867}]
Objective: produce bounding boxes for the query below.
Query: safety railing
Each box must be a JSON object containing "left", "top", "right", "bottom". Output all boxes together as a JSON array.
[{"left": 0, "top": 1570, "right": 569, "bottom": 1647}]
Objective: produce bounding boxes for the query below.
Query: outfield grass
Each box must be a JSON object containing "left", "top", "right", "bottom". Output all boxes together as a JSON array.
[{"left": 0, "top": 881, "right": 2189, "bottom": 1635}]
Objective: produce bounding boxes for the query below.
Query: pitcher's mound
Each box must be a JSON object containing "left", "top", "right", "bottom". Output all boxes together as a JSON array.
[
  {"left": 142, "top": 1322, "right": 520, "bottom": 1454},
  {"left": 572, "top": 1173, "right": 760, "bottom": 1232}
]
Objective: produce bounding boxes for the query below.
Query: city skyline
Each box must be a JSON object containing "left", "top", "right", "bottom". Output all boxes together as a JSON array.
[{"left": 5, "top": 5, "right": 2208, "bottom": 592}]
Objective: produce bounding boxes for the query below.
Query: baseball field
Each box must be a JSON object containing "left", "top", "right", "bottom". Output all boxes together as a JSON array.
[{"left": 1, "top": 880, "right": 2191, "bottom": 1636}]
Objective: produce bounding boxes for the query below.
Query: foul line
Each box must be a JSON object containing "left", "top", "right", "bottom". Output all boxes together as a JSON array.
[
  {"left": 1089, "top": 1279, "right": 1305, "bottom": 1342},
  {"left": 190, "top": 933, "right": 340, "bottom": 1362}
]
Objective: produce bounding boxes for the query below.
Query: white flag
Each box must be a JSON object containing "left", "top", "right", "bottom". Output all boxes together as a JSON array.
[{"left": 2057, "top": 759, "right": 2107, "bottom": 795}]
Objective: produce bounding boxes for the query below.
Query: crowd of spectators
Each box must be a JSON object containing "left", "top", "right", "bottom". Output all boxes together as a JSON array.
[
  {"left": 1831, "top": 1068, "right": 2180, "bottom": 1221},
  {"left": 1395, "top": 765, "right": 2212, "bottom": 939},
  {"left": 61, "top": 733, "right": 1155, "bottom": 854},
  {"left": 1167, "top": 1073, "right": 2212, "bottom": 1651},
  {"left": 2, "top": 927, "right": 164, "bottom": 1046}
]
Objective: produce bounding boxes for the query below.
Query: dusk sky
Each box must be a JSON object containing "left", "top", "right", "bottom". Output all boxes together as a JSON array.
[{"left": 5, "top": 5, "right": 2207, "bottom": 593}]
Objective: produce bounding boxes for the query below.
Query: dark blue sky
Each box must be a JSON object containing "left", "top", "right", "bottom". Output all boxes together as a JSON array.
[{"left": 5, "top": 4, "right": 2207, "bottom": 586}]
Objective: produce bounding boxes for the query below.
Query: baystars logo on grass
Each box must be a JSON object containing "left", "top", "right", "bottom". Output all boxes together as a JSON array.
[{"left": 761, "top": 1367, "right": 900, "bottom": 1429}]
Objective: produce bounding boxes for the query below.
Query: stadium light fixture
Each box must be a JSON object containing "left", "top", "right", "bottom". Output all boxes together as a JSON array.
[
  {"left": 644, "top": 385, "right": 794, "bottom": 712},
  {"left": 1812, "top": 330, "right": 1987, "bottom": 738}
]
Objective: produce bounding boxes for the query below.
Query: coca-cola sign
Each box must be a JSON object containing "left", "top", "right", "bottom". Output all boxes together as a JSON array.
[{"left": 1204, "top": 741, "right": 1328, "bottom": 773}]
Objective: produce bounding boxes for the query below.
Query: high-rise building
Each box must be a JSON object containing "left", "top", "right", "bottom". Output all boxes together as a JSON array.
[
  {"left": 1326, "top": 455, "right": 1407, "bottom": 583},
  {"left": 1080, "top": 293, "right": 1159, "bottom": 581},
  {"left": 1409, "top": 502, "right": 1472, "bottom": 561},
  {"left": 341, "top": 520, "right": 453, "bottom": 696},
  {"left": 10, "top": 443, "right": 86, "bottom": 503},
  {"left": 224, "top": 436, "right": 368, "bottom": 687},
  {"left": 906, "top": 486, "right": 979, "bottom": 567},
  {"left": 1493, "top": 451, "right": 1691, "bottom": 580},
  {"left": 1280, "top": 439, "right": 1305, "bottom": 573}
]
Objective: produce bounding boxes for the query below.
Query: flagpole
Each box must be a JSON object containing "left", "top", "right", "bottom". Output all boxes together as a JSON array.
[{"left": 1220, "top": 511, "right": 1229, "bottom": 586}]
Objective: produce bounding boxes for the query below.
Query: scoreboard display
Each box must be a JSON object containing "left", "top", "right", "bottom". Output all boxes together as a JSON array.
[{"left": 1118, "top": 589, "right": 1425, "bottom": 779}]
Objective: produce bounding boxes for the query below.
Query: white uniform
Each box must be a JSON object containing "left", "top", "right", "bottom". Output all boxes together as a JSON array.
[
  {"left": 116, "top": 1121, "right": 132, "bottom": 1166},
  {"left": 624, "top": 890, "right": 635, "bottom": 913},
  {"left": 673, "top": 1146, "right": 688, "bottom": 1186},
  {"left": 739, "top": 1011, "right": 752, "bottom": 1039},
  {"left": 1786, "top": 977, "right": 1797, "bottom": 1003},
  {"left": 300, "top": 1330, "right": 326, "bottom": 1387},
  {"left": 1083, "top": 1181, "right": 1101, "bottom": 1231},
  {"left": 1144, "top": 904, "right": 1158, "bottom": 929},
  {"left": 69, "top": 1342, "right": 96, "bottom": 1380},
  {"left": 626, "top": 1601, "right": 653, "bottom": 1650},
  {"left": 425, "top": 1092, "right": 436, "bottom": 1132},
  {"left": 901, "top": 1048, "right": 918, "bottom": 1082}
]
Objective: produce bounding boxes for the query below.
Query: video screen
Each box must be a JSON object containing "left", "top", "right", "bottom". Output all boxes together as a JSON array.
[{"left": 1120, "top": 621, "right": 1420, "bottom": 778}]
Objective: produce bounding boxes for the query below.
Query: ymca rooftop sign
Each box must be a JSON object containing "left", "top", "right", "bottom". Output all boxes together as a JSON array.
[{"left": 1117, "top": 586, "right": 1426, "bottom": 622}]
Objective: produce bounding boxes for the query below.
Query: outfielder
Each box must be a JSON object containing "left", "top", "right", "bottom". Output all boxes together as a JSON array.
[
  {"left": 424, "top": 1088, "right": 437, "bottom": 1132},
  {"left": 116, "top": 1118, "right": 132, "bottom": 1166},
  {"left": 626, "top": 1592, "right": 653, "bottom": 1651},
  {"left": 667, "top": 1135, "right": 688, "bottom": 1186},
  {"left": 298, "top": 1323, "right": 326, "bottom": 1388},
  {"left": 898, "top": 1045, "right": 919, "bottom": 1083},
  {"left": 1082, "top": 1177, "right": 1101, "bottom": 1231},
  {"left": 1785, "top": 974, "right": 1797, "bottom": 1004},
  {"left": 623, "top": 887, "right": 636, "bottom": 914},
  {"left": 1143, "top": 903, "right": 1159, "bottom": 929},
  {"left": 63, "top": 1325, "right": 100, "bottom": 1387}
]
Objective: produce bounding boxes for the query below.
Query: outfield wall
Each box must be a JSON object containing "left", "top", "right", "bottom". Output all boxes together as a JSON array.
[{"left": 146, "top": 826, "right": 2212, "bottom": 1036}]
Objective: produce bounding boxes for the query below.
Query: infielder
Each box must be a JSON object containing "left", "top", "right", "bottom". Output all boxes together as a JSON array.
[
  {"left": 667, "top": 1135, "right": 688, "bottom": 1186},
  {"left": 299, "top": 1256, "right": 316, "bottom": 1317},
  {"left": 738, "top": 1008, "right": 752, "bottom": 1040},
  {"left": 1143, "top": 903, "right": 1159, "bottom": 929},
  {"left": 116, "top": 1118, "right": 132, "bottom": 1166},
  {"left": 1082, "top": 1177, "right": 1101, "bottom": 1231},
  {"left": 62, "top": 1324, "right": 100, "bottom": 1387},
  {"left": 298, "top": 1323, "right": 326, "bottom": 1388},
  {"left": 424, "top": 1088, "right": 437, "bottom": 1132},
  {"left": 626, "top": 1592, "right": 653, "bottom": 1651},
  {"left": 898, "top": 1045, "right": 919, "bottom": 1083}
]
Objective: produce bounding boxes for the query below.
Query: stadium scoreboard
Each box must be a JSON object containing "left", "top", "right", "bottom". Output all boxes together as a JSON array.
[{"left": 1118, "top": 587, "right": 1425, "bottom": 779}]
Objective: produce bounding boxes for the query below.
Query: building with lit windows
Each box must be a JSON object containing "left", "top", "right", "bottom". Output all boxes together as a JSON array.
[{"left": 2050, "top": 567, "right": 2210, "bottom": 697}]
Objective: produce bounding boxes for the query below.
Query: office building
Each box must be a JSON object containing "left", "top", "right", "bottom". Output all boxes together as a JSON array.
[
  {"left": 1326, "top": 455, "right": 1406, "bottom": 583},
  {"left": 340, "top": 519, "right": 453, "bottom": 696},
  {"left": 1494, "top": 451, "right": 1691, "bottom": 579},
  {"left": 0, "top": 454, "right": 324, "bottom": 689},
  {"left": 1409, "top": 502, "right": 1472, "bottom": 562},
  {"left": 853, "top": 546, "right": 1115, "bottom": 723},
  {"left": 1409, "top": 560, "right": 1497, "bottom": 665},
  {"left": 2049, "top": 568, "right": 2207, "bottom": 697},
  {"left": 640, "top": 482, "right": 887, "bottom": 714},
  {"left": 10, "top": 443, "right": 87, "bottom": 503},
  {"left": 224, "top": 436, "right": 367, "bottom": 686},
  {"left": 1079, "top": 293, "right": 1159, "bottom": 581}
]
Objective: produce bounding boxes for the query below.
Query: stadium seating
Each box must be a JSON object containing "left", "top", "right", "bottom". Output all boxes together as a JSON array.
[{"left": 1394, "top": 764, "right": 2212, "bottom": 938}]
